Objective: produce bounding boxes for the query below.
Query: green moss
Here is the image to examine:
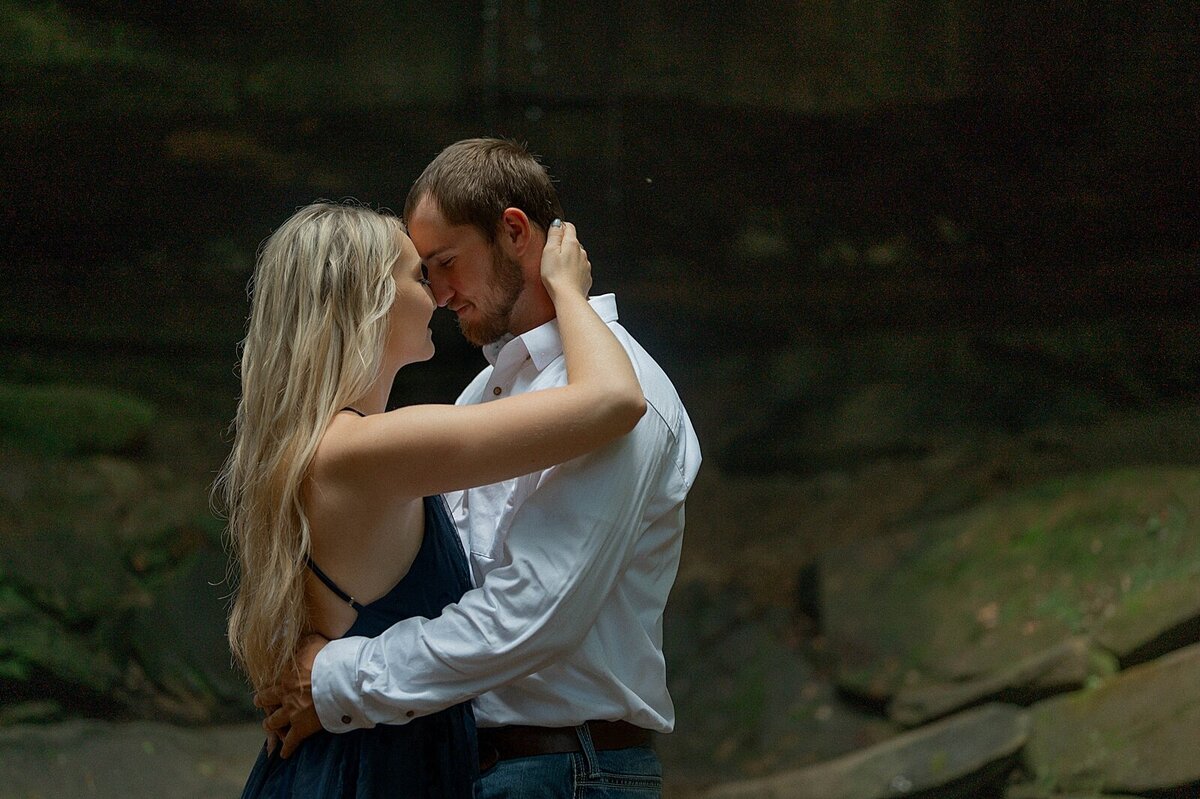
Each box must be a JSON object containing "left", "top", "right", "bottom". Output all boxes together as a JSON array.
[
  {"left": 728, "top": 660, "right": 768, "bottom": 730},
  {"left": 841, "top": 468, "right": 1200, "bottom": 684},
  {"left": 0, "top": 585, "right": 122, "bottom": 692},
  {"left": 0, "top": 382, "right": 155, "bottom": 456}
]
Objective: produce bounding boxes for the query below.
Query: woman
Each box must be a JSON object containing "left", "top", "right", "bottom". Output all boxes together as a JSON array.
[{"left": 216, "top": 202, "right": 644, "bottom": 798}]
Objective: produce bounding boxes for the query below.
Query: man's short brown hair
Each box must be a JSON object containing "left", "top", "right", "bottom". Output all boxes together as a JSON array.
[{"left": 404, "top": 138, "right": 564, "bottom": 242}]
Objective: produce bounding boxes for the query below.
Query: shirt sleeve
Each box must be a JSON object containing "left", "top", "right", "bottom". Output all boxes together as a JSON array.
[{"left": 312, "top": 408, "right": 675, "bottom": 732}]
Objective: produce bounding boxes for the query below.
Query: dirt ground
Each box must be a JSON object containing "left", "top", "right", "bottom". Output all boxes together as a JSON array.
[
  {"left": 0, "top": 720, "right": 714, "bottom": 797},
  {"left": 0, "top": 720, "right": 262, "bottom": 799}
]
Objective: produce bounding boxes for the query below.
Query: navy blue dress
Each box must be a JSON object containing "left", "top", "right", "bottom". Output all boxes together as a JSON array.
[{"left": 241, "top": 495, "right": 478, "bottom": 799}]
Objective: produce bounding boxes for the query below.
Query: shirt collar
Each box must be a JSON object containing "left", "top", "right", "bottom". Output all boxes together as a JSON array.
[{"left": 481, "top": 294, "right": 619, "bottom": 370}]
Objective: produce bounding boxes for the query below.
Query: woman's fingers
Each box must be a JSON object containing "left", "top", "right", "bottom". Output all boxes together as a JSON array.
[
  {"left": 539, "top": 219, "right": 591, "bottom": 297},
  {"left": 545, "top": 218, "right": 564, "bottom": 252}
]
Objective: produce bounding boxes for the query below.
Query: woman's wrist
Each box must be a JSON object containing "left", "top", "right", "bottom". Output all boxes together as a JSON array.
[{"left": 543, "top": 277, "right": 587, "bottom": 305}]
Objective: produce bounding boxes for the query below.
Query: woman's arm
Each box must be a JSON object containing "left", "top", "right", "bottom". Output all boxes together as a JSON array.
[{"left": 316, "top": 221, "right": 646, "bottom": 499}]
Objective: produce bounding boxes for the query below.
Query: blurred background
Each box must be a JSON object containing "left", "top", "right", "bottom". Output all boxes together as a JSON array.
[{"left": 1, "top": 1, "right": 1198, "bottom": 797}]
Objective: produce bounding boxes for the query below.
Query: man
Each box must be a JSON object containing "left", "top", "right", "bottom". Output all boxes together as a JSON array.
[{"left": 260, "top": 138, "right": 700, "bottom": 795}]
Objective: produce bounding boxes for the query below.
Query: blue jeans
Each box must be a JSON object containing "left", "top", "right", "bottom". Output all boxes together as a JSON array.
[{"left": 475, "top": 724, "right": 662, "bottom": 799}]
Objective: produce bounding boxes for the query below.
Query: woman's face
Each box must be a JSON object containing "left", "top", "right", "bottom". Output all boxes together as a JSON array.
[{"left": 383, "top": 232, "right": 437, "bottom": 368}]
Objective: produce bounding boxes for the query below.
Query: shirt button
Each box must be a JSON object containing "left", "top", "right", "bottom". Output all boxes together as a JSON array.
[
  {"left": 406, "top": 710, "right": 415, "bottom": 718},
  {"left": 492, "top": 386, "right": 502, "bottom": 396},
  {"left": 341, "top": 715, "right": 352, "bottom": 724}
]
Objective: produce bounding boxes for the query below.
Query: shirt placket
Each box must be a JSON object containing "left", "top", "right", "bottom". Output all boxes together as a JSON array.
[{"left": 484, "top": 343, "right": 535, "bottom": 401}]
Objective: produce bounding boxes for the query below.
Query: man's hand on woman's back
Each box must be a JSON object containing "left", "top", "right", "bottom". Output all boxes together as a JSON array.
[{"left": 254, "top": 633, "right": 329, "bottom": 758}]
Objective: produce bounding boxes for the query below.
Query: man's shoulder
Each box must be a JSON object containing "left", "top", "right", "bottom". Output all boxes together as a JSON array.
[
  {"left": 611, "top": 324, "right": 701, "bottom": 485},
  {"left": 616, "top": 326, "right": 686, "bottom": 417}
]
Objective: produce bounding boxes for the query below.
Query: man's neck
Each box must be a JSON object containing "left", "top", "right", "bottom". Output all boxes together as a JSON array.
[{"left": 506, "top": 285, "right": 557, "bottom": 336}]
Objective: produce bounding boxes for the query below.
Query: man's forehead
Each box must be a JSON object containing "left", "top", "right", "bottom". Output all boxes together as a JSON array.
[
  {"left": 407, "top": 194, "right": 446, "bottom": 227},
  {"left": 405, "top": 200, "right": 447, "bottom": 254},
  {"left": 408, "top": 204, "right": 487, "bottom": 257}
]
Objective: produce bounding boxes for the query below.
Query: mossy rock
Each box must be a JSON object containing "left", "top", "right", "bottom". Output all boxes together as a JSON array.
[
  {"left": 0, "top": 452, "right": 214, "bottom": 622},
  {"left": 0, "top": 383, "right": 155, "bottom": 456},
  {"left": 1006, "top": 786, "right": 1142, "bottom": 799},
  {"left": 0, "top": 449, "right": 223, "bottom": 718},
  {"left": 821, "top": 467, "right": 1200, "bottom": 704},
  {"left": 0, "top": 584, "right": 123, "bottom": 695},
  {"left": 130, "top": 548, "right": 253, "bottom": 721},
  {"left": 661, "top": 580, "right": 895, "bottom": 780},
  {"left": 704, "top": 703, "right": 1029, "bottom": 799},
  {"left": 0, "top": 522, "right": 134, "bottom": 626},
  {"left": 716, "top": 328, "right": 1148, "bottom": 475},
  {"left": 1024, "top": 643, "right": 1200, "bottom": 794},
  {"left": 0, "top": 454, "right": 150, "bottom": 624}
]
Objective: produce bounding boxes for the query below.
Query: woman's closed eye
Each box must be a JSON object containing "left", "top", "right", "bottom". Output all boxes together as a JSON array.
[{"left": 419, "top": 264, "right": 431, "bottom": 286}]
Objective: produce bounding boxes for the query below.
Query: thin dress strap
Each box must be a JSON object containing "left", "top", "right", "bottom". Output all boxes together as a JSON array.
[
  {"left": 306, "top": 557, "right": 366, "bottom": 612},
  {"left": 339, "top": 406, "right": 366, "bottom": 417}
]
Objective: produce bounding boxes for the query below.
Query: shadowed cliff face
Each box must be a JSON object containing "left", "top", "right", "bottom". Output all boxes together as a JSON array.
[
  {"left": 3, "top": 87, "right": 1197, "bottom": 386},
  {"left": 3, "top": 0, "right": 1197, "bottom": 325}
]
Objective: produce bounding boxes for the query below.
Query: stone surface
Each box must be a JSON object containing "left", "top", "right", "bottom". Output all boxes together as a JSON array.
[
  {"left": 820, "top": 468, "right": 1200, "bottom": 703},
  {"left": 702, "top": 703, "right": 1028, "bottom": 799},
  {"left": 130, "top": 548, "right": 252, "bottom": 721},
  {"left": 662, "top": 579, "right": 896, "bottom": 784},
  {"left": 0, "top": 455, "right": 138, "bottom": 626},
  {"left": 888, "top": 637, "right": 1105, "bottom": 726},
  {"left": 1095, "top": 573, "right": 1200, "bottom": 666},
  {"left": 713, "top": 330, "right": 1194, "bottom": 477},
  {"left": 1005, "top": 787, "right": 1141, "bottom": 799},
  {"left": 0, "top": 720, "right": 261, "bottom": 799},
  {"left": 0, "top": 585, "right": 123, "bottom": 695},
  {"left": 1024, "top": 642, "right": 1200, "bottom": 795},
  {"left": 0, "top": 450, "right": 239, "bottom": 721},
  {"left": 0, "top": 452, "right": 211, "bottom": 623}
]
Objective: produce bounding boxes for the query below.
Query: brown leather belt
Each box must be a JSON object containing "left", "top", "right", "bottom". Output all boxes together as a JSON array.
[{"left": 478, "top": 720, "right": 653, "bottom": 771}]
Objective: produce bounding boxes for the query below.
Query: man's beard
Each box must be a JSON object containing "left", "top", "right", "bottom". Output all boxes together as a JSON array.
[{"left": 458, "top": 246, "right": 525, "bottom": 346}]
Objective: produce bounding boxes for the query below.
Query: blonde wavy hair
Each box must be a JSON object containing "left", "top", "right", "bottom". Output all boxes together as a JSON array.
[{"left": 215, "top": 202, "right": 403, "bottom": 689}]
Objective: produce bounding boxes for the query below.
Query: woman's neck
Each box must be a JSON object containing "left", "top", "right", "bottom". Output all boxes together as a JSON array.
[{"left": 348, "top": 370, "right": 396, "bottom": 416}]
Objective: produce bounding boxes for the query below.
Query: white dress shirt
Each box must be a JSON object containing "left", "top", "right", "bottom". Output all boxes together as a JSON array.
[{"left": 312, "top": 294, "right": 701, "bottom": 732}]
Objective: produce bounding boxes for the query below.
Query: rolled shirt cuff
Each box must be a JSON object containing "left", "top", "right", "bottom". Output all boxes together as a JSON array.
[{"left": 312, "top": 635, "right": 375, "bottom": 733}]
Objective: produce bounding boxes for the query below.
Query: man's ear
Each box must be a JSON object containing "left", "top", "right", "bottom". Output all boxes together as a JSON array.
[{"left": 498, "top": 207, "right": 535, "bottom": 257}]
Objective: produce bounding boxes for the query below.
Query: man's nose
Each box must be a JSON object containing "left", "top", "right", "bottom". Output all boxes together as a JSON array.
[{"left": 428, "top": 275, "right": 452, "bottom": 307}]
